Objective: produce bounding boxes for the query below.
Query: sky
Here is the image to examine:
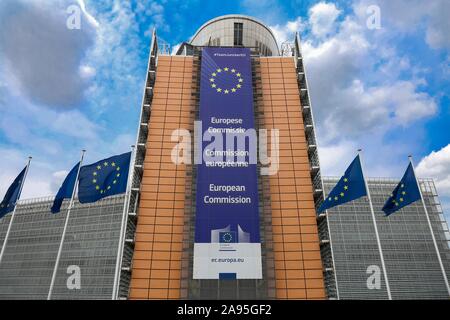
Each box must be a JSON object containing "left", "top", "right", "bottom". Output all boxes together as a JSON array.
[{"left": 0, "top": 0, "right": 449, "bottom": 221}]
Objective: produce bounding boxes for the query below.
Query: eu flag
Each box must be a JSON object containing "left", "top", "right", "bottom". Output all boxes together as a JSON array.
[
  {"left": 219, "top": 231, "right": 237, "bottom": 243},
  {"left": 51, "top": 162, "right": 80, "bottom": 213},
  {"left": 382, "top": 163, "right": 421, "bottom": 216},
  {"left": 318, "top": 155, "right": 367, "bottom": 213},
  {"left": 0, "top": 167, "right": 26, "bottom": 219},
  {"left": 78, "top": 152, "right": 131, "bottom": 204}
]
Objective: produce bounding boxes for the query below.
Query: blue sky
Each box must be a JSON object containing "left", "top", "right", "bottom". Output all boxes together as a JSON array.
[{"left": 0, "top": 0, "right": 449, "bottom": 221}]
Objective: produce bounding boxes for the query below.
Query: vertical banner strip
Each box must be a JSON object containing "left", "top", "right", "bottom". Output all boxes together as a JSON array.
[{"left": 193, "top": 47, "right": 262, "bottom": 279}]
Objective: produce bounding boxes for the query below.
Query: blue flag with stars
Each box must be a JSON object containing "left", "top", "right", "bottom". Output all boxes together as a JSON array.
[
  {"left": 382, "top": 163, "right": 421, "bottom": 216},
  {"left": 78, "top": 152, "right": 131, "bottom": 204},
  {"left": 0, "top": 167, "right": 26, "bottom": 219},
  {"left": 318, "top": 155, "right": 367, "bottom": 213},
  {"left": 51, "top": 162, "right": 80, "bottom": 213}
]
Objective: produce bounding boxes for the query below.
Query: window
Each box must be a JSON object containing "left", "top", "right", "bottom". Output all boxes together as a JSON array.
[{"left": 234, "top": 22, "right": 243, "bottom": 46}]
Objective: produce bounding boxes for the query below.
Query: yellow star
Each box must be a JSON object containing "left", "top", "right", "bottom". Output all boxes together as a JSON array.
[
  {"left": 395, "top": 202, "right": 399, "bottom": 206},
  {"left": 238, "top": 78, "right": 243, "bottom": 82},
  {"left": 328, "top": 197, "right": 332, "bottom": 201},
  {"left": 231, "top": 69, "right": 236, "bottom": 73},
  {"left": 236, "top": 84, "right": 241, "bottom": 88},
  {"left": 117, "top": 173, "right": 120, "bottom": 177},
  {"left": 343, "top": 178, "right": 348, "bottom": 182},
  {"left": 401, "top": 184, "right": 404, "bottom": 188},
  {"left": 340, "top": 192, "right": 344, "bottom": 197},
  {"left": 95, "top": 185, "right": 100, "bottom": 190},
  {"left": 97, "top": 165, "right": 101, "bottom": 170},
  {"left": 236, "top": 73, "right": 241, "bottom": 77},
  {"left": 402, "top": 191, "right": 406, "bottom": 195},
  {"left": 224, "top": 89, "right": 229, "bottom": 94},
  {"left": 231, "top": 88, "right": 236, "bottom": 92},
  {"left": 399, "top": 198, "right": 403, "bottom": 202},
  {"left": 334, "top": 196, "right": 338, "bottom": 201},
  {"left": 111, "top": 162, "right": 116, "bottom": 167},
  {"left": 217, "top": 68, "right": 222, "bottom": 72},
  {"left": 113, "top": 180, "right": 117, "bottom": 184},
  {"left": 92, "top": 179, "right": 97, "bottom": 183},
  {"left": 210, "top": 78, "right": 214, "bottom": 82},
  {"left": 211, "top": 84, "right": 216, "bottom": 88},
  {"left": 93, "top": 172, "right": 97, "bottom": 176},
  {"left": 217, "top": 88, "right": 222, "bottom": 92},
  {"left": 212, "top": 72, "right": 216, "bottom": 77},
  {"left": 344, "top": 185, "right": 348, "bottom": 190},
  {"left": 116, "top": 167, "right": 120, "bottom": 171},
  {"left": 104, "top": 162, "right": 108, "bottom": 166},
  {"left": 107, "top": 186, "right": 111, "bottom": 190},
  {"left": 224, "top": 67, "right": 229, "bottom": 71}
]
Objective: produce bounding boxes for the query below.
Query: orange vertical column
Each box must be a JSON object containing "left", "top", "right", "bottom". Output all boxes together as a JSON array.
[
  {"left": 260, "top": 57, "right": 326, "bottom": 300},
  {"left": 129, "top": 56, "right": 194, "bottom": 300}
]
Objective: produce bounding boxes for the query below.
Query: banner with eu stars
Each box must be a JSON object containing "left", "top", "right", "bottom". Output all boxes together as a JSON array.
[
  {"left": 382, "top": 163, "right": 421, "bottom": 216},
  {"left": 318, "top": 155, "right": 367, "bottom": 213},
  {"left": 193, "top": 47, "right": 262, "bottom": 280},
  {"left": 77, "top": 152, "right": 131, "bottom": 204}
]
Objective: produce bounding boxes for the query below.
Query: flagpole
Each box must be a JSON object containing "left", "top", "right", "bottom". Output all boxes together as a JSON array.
[
  {"left": 0, "top": 156, "right": 32, "bottom": 266},
  {"left": 47, "top": 150, "right": 85, "bottom": 300},
  {"left": 112, "top": 145, "right": 135, "bottom": 300},
  {"left": 358, "top": 149, "right": 392, "bottom": 300},
  {"left": 408, "top": 155, "right": 450, "bottom": 296}
]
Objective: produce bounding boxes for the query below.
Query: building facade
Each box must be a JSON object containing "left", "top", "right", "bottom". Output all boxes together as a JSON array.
[
  {"left": 321, "top": 177, "right": 450, "bottom": 299},
  {"left": 123, "top": 15, "right": 326, "bottom": 300},
  {"left": 0, "top": 178, "right": 448, "bottom": 299},
  {"left": 0, "top": 15, "right": 449, "bottom": 301},
  {"left": 0, "top": 195, "right": 125, "bottom": 299}
]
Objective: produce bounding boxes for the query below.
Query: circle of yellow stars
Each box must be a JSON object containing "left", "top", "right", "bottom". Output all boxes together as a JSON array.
[
  {"left": 209, "top": 67, "right": 243, "bottom": 94},
  {"left": 328, "top": 177, "right": 349, "bottom": 202},
  {"left": 222, "top": 232, "right": 233, "bottom": 243},
  {"left": 391, "top": 183, "right": 407, "bottom": 207},
  {"left": 92, "top": 161, "right": 121, "bottom": 194}
]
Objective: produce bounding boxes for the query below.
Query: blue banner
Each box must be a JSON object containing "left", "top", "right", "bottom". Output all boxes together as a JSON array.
[{"left": 193, "top": 47, "right": 262, "bottom": 279}]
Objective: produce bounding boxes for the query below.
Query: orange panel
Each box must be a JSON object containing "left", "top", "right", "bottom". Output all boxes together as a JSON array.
[
  {"left": 260, "top": 57, "right": 325, "bottom": 300},
  {"left": 130, "top": 56, "right": 194, "bottom": 300}
]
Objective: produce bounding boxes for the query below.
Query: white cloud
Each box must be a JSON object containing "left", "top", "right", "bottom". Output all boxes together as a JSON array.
[
  {"left": 77, "top": 0, "right": 100, "bottom": 28},
  {"left": 83, "top": 0, "right": 150, "bottom": 114},
  {"left": 318, "top": 140, "right": 357, "bottom": 176},
  {"left": 79, "top": 65, "right": 97, "bottom": 79},
  {"left": 300, "top": 11, "right": 436, "bottom": 144},
  {"left": 0, "top": 148, "right": 55, "bottom": 200},
  {"left": 416, "top": 144, "right": 450, "bottom": 222},
  {"left": 416, "top": 144, "right": 450, "bottom": 197},
  {"left": 171, "top": 42, "right": 182, "bottom": 55},
  {"left": 309, "top": 2, "right": 341, "bottom": 38},
  {"left": 0, "top": 0, "right": 97, "bottom": 109},
  {"left": 355, "top": 0, "right": 450, "bottom": 50},
  {"left": 269, "top": 17, "right": 304, "bottom": 46}
]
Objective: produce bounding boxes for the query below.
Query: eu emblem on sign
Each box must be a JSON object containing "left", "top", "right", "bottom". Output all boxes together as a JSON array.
[
  {"left": 219, "top": 231, "right": 237, "bottom": 243},
  {"left": 209, "top": 67, "right": 243, "bottom": 94}
]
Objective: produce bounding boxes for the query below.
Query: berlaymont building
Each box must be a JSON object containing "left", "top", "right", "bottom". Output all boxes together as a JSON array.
[{"left": 0, "top": 15, "right": 449, "bottom": 300}]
